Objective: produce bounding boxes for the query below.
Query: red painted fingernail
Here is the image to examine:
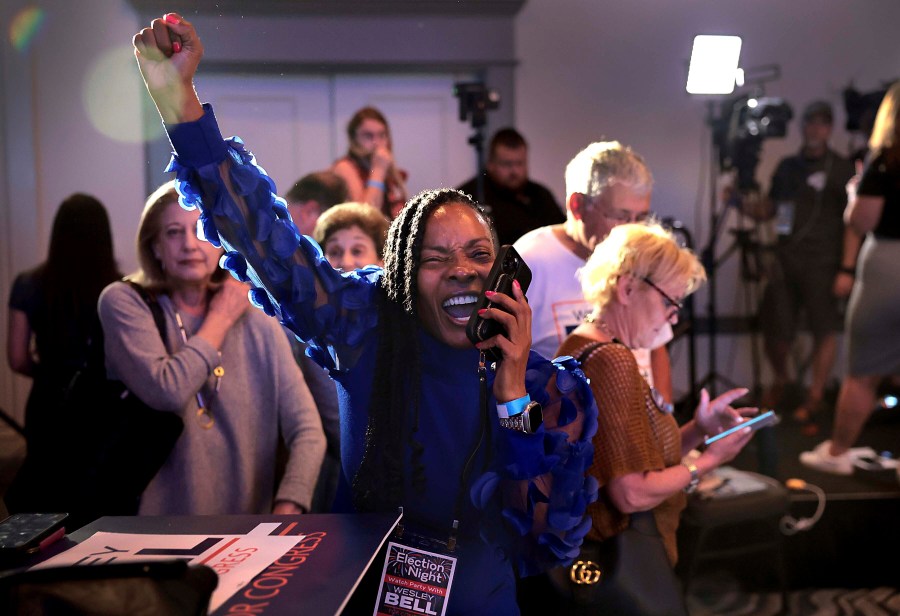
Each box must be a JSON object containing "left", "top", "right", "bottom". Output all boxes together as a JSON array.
[
  {"left": 165, "top": 13, "right": 180, "bottom": 24},
  {"left": 513, "top": 279, "right": 521, "bottom": 289},
  {"left": 172, "top": 41, "right": 182, "bottom": 53},
  {"left": 484, "top": 290, "right": 496, "bottom": 297},
  {"left": 478, "top": 309, "right": 488, "bottom": 315}
]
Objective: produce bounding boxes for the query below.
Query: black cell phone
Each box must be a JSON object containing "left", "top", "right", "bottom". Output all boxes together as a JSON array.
[
  {"left": 466, "top": 245, "right": 532, "bottom": 363},
  {"left": 0, "top": 513, "right": 68, "bottom": 556}
]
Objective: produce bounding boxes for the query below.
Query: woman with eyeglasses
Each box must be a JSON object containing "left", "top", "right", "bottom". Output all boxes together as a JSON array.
[{"left": 555, "top": 222, "right": 755, "bottom": 598}]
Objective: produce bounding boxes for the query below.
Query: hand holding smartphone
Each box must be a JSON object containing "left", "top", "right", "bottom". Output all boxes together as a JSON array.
[
  {"left": 466, "top": 245, "right": 532, "bottom": 363},
  {"left": 704, "top": 410, "right": 779, "bottom": 446}
]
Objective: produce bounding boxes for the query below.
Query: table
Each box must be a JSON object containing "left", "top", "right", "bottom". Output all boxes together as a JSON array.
[{"left": 32, "top": 512, "right": 400, "bottom": 616}]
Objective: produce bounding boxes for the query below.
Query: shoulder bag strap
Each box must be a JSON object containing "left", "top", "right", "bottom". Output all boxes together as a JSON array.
[
  {"left": 576, "top": 340, "right": 610, "bottom": 365},
  {"left": 123, "top": 280, "right": 169, "bottom": 352}
]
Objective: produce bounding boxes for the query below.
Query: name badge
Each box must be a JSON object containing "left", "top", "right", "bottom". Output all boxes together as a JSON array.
[
  {"left": 807, "top": 170, "right": 827, "bottom": 192},
  {"left": 374, "top": 542, "right": 457, "bottom": 616},
  {"left": 774, "top": 200, "right": 795, "bottom": 235}
]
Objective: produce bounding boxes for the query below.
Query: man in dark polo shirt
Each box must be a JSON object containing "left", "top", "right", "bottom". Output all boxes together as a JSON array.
[
  {"left": 458, "top": 128, "right": 564, "bottom": 245},
  {"left": 741, "top": 101, "right": 858, "bottom": 423}
]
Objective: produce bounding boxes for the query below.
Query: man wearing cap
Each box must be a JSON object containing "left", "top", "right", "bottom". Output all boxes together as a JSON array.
[{"left": 743, "top": 100, "right": 858, "bottom": 423}]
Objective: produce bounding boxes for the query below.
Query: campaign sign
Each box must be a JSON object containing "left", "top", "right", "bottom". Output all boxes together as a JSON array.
[
  {"left": 31, "top": 530, "right": 300, "bottom": 613},
  {"left": 374, "top": 542, "right": 456, "bottom": 616}
]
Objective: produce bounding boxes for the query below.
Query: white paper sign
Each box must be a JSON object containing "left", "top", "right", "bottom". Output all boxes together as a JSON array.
[{"left": 32, "top": 530, "right": 303, "bottom": 612}]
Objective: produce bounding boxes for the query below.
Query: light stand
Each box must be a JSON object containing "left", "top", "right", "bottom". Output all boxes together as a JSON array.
[
  {"left": 695, "top": 100, "right": 744, "bottom": 398},
  {"left": 662, "top": 218, "right": 699, "bottom": 419},
  {"left": 454, "top": 82, "right": 500, "bottom": 205},
  {"left": 686, "top": 38, "right": 785, "bottom": 400}
]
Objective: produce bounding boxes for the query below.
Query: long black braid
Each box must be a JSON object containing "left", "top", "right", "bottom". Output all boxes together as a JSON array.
[{"left": 351, "top": 188, "right": 493, "bottom": 513}]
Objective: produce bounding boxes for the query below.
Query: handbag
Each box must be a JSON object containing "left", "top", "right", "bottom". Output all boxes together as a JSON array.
[
  {"left": 546, "top": 510, "right": 687, "bottom": 616},
  {"left": 74, "top": 282, "right": 184, "bottom": 519}
]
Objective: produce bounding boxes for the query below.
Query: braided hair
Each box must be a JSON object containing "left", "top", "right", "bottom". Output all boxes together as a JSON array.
[{"left": 351, "top": 188, "right": 495, "bottom": 512}]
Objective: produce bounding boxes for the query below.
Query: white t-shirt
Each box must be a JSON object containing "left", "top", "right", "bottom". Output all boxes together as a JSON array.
[{"left": 515, "top": 226, "right": 670, "bottom": 387}]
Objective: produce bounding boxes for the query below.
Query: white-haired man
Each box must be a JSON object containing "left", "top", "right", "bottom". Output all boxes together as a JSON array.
[{"left": 515, "top": 141, "right": 672, "bottom": 397}]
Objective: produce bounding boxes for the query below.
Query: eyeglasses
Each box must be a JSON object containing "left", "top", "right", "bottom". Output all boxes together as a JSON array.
[
  {"left": 642, "top": 276, "right": 683, "bottom": 314},
  {"left": 604, "top": 209, "right": 651, "bottom": 224},
  {"left": 582, "top": 194, "right": 651, "bottom": 224}
]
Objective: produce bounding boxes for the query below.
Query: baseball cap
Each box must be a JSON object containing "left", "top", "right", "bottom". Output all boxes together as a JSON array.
[{"left": 802, "top": 100, "right": 834, "bottom": 124}]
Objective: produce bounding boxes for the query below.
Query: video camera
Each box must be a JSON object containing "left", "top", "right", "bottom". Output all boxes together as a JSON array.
[
  {"left": 453, "top": 82, "right": 500, "bottom": 129},
  {"left": 843, "top": 83, "right": 890, "bottom": 135},
  {"left": 714, "top": 95, "right": 793, "bottom": 191}
]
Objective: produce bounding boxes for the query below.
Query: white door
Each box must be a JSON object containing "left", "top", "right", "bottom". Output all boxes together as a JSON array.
[
  {"left": 198, "top": 72, "right": 478, "bottom": 200},
  {"left": 198, "top": 74, "right": 332, "bottom": 197},
  {"left": 333, "top": 74, "right": 478, "bottom": 195}
]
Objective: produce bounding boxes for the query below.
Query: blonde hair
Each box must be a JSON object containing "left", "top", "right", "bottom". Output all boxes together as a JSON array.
[
  {"left": 131, "top": 180, "right": 225, "bottom": 292},
  {"left": 565, "top": 141, "right": 653, "bottom": 201},
  {"left": 579, "top": 222, "right": 705, "bottom": 311},
  {"left": 869, "top": 81, "right": 900, "bottom": 153}
]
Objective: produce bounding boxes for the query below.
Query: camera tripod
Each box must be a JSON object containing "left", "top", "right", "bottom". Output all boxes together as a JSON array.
[
  {"left": 690, "top": 102, "right": 767, "bottom": 405},
  {"left": 453, "top": 81, "right": 499, "bottom": 205}
]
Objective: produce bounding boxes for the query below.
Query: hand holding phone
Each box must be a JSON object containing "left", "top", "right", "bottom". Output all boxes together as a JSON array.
[
  {"left": 704, "top": 410, "right": 779, "bottom": 446},
  {"left": 466, "top": 245, "right": 532, "bottom": 363}
]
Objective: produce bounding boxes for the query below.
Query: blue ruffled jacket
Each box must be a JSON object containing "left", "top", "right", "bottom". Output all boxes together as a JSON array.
[{"left": 165, "top": 104, "right": 598, "bottom": 615}]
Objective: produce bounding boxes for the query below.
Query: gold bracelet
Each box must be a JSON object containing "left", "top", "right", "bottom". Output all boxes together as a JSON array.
[{"left": 682, "top": 462, "right": 700, "bottom": 494}]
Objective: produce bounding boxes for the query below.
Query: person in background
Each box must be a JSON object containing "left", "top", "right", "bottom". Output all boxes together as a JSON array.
[
  {"left": 98, "top": 182, "right": 325, "bottom": 515},
  {"left": 736, "top": 101, "right": 857, "bottom": 424},
  {"left": 515, "top": 141, "right": 673, "bottom": 403},
  {"left": 331, "top": 107, "right": 408, "bottom": 219},
  {"left": 280, "top": 172, "right": 348, "bottom": 511},
  {"left": 801, "top": 82, "right": 900, "bottom": 474},
  {"left": 133, "top": 15, "right": 597, "bottom": 613},
  {"left": 300, "top": 202, "right": 390, "bottom": 511},
  {"left": 284, "top": 170, "right": 348, "bottom": 237},
  {"left": 5, "top": 194, "right": 121, "bottom": 514},
  {"left": 458, "top": 128, "right": 564, "bottom": 246},
  {"left": 313, "top": 202, "right": 390, "bottom": 272}
]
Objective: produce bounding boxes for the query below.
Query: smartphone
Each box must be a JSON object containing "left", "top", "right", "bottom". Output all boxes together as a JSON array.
[
  {"left": 704, "top": 410, "right": 779, "bottom": 446},
  {"left": 0, "top": 513, "right": 68, "bottom": 556},
  {"left": 466, "top": 245, "right": 532, "bottom": 363}
]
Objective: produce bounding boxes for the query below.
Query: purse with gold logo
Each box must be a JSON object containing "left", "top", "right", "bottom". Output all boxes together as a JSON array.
[{"left": 546, "top": 510, "right": 686, "bottom": 616}]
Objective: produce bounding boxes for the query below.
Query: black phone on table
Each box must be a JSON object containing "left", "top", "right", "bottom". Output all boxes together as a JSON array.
[
  {"left": 0, "top": 513, "right": 68, "bottom": 556},
  {"left": 465, "top": 245, "right": 532, "bottom": 363},
  {"left": 704, "top": 410, "right": 779, "bottom": 446}
]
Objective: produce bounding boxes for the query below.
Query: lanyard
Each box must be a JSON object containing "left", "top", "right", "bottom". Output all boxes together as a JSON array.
[{"left": 173, "top": 310, "right": 223, "bottom": 429}]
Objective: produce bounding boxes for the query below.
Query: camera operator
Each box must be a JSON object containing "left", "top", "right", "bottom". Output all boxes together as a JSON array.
[
  {"left": 735, "top": 101, "right": 859, "bottom": 424},
  {"left": 458, "top": 128, "right": 564, "bottom": 245}
]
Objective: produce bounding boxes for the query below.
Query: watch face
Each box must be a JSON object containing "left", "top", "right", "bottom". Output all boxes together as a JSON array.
[{"left": 526, "top": 403, "right": 543, "bottom": 433}]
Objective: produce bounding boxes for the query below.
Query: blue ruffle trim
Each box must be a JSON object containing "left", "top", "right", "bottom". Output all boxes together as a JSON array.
[
  {"left": 470, "top": 352, "right": 599, "bottom": 576},
  {"left": 167, "top": 129, "right": 381, "bottom": 374}
]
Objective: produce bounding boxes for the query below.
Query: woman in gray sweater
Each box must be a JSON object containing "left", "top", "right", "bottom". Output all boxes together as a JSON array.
[{"left": 98, "top": 182, "right": 325, "bottom": 515}]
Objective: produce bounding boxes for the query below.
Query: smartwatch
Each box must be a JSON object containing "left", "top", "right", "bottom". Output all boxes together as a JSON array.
[{"left": 498, "top": 401, "right": 543, "bottom": 434}]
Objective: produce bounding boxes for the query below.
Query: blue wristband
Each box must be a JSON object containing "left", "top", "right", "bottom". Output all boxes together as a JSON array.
[
  {"left": 496, "top": 394, "right": 530, "bottom": 418},
  {"left": 366, "top": 179, "right": 386, "bottom": 191}
]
